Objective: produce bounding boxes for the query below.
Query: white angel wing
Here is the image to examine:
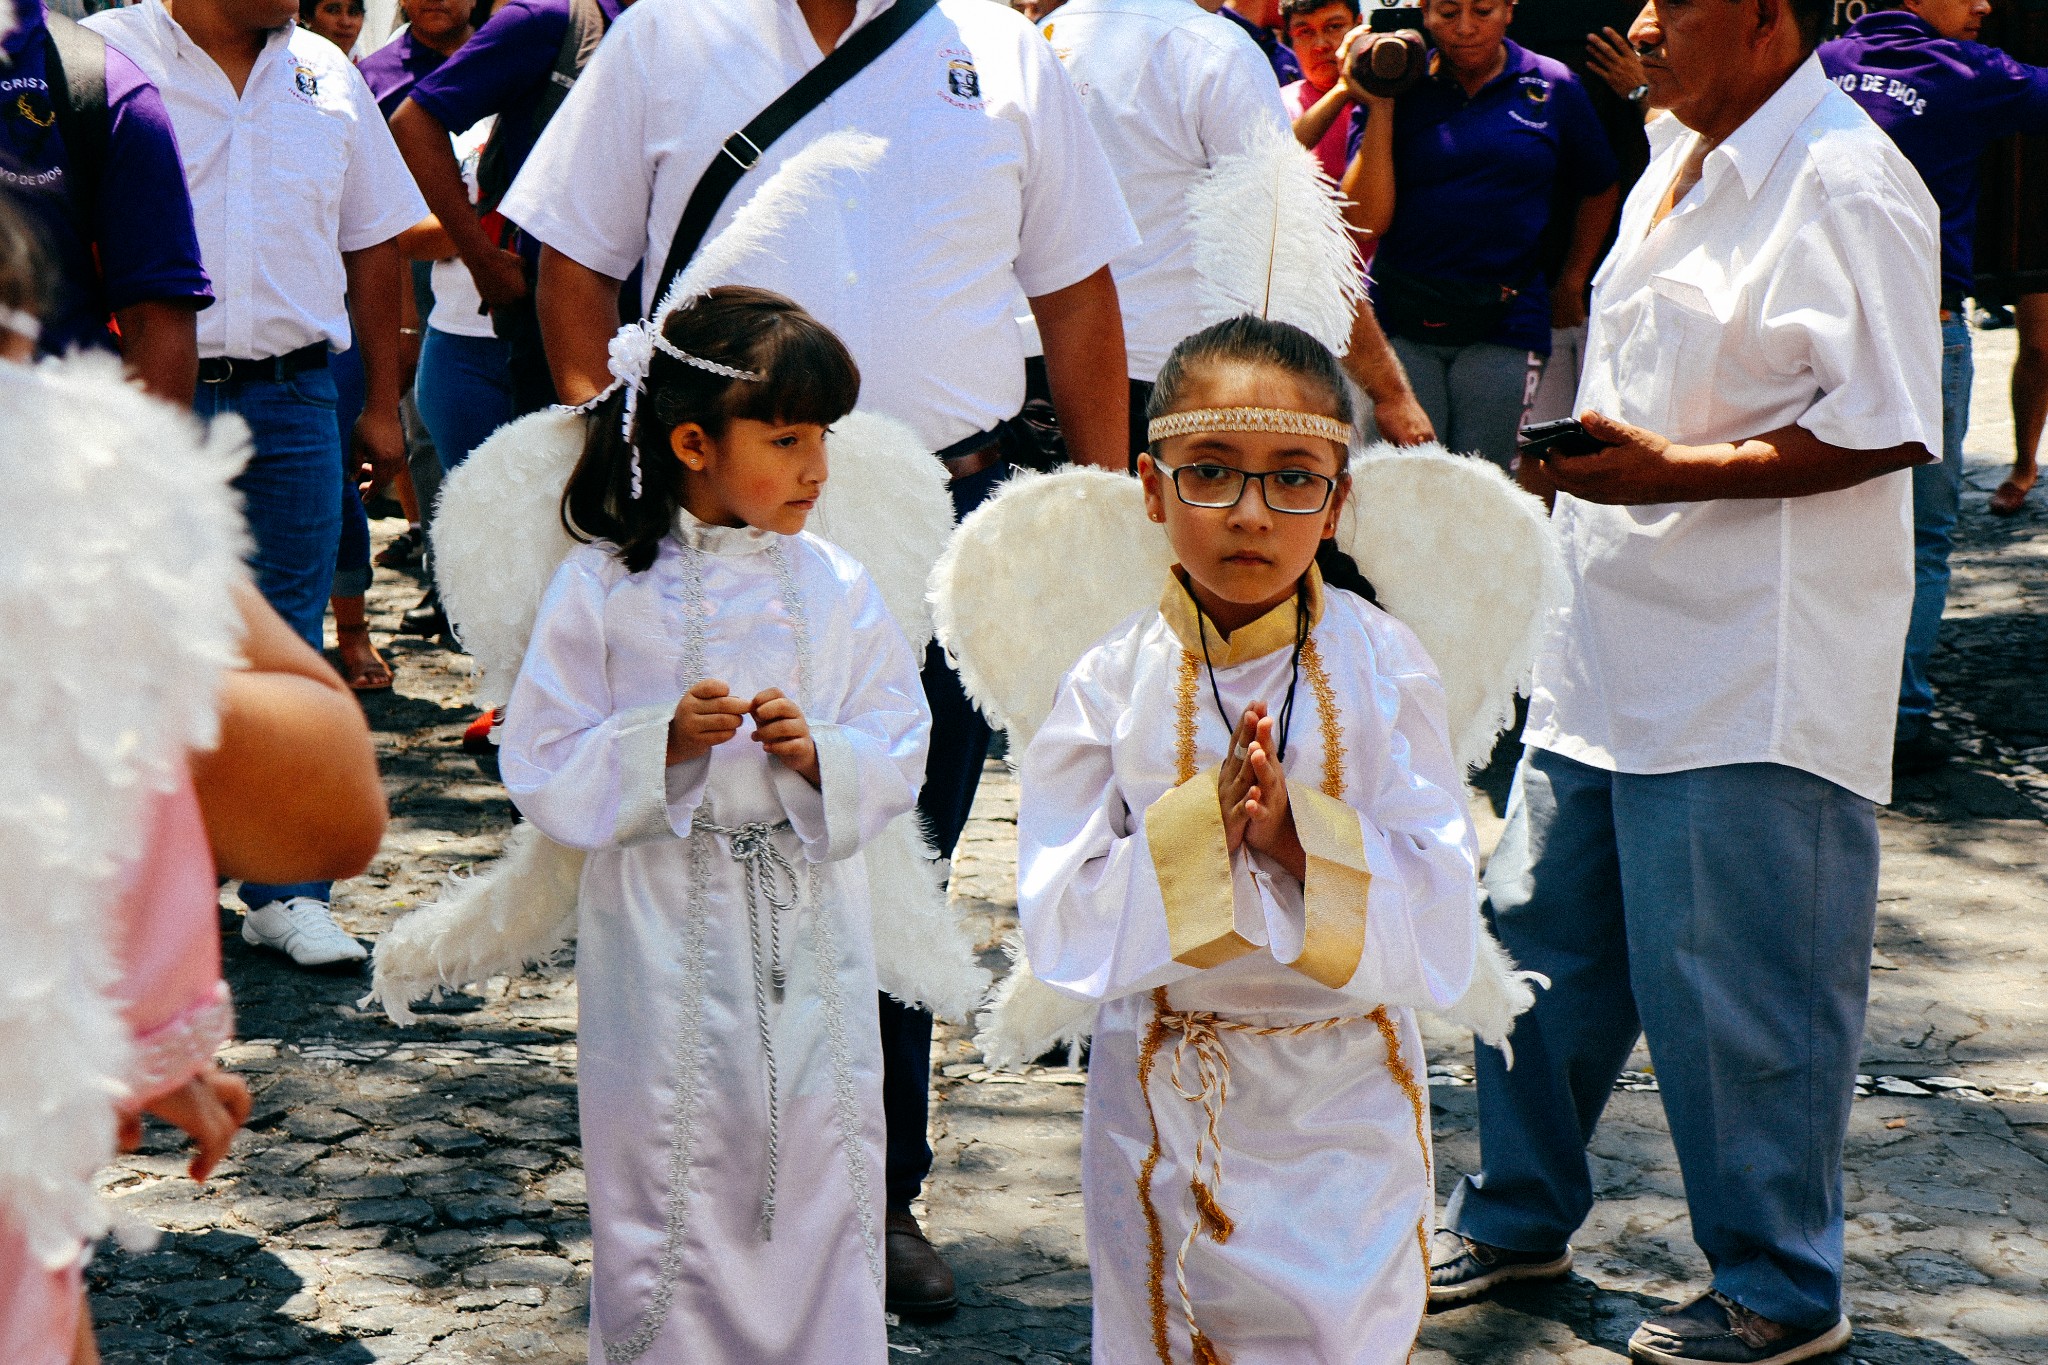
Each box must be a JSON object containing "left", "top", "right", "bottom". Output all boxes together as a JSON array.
[
  {"left": 432, "top": 408, "right": 586, "bottom": 710},
  {"left": 1339, "top": 442, "right": 1568, "bottom": 771},
  {"left": 929, "top": 468, "right": 1169, "bottom": 751},
  {"left": 812, "top": 410, "right": 956, "bottom": 653}
]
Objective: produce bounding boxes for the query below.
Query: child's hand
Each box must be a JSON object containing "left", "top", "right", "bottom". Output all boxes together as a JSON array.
[
  {"left": 751, "top": 688, "right": 820, "bottom": 788},
  {"left": 117, "top": 1064, "right": 252, "bottom": 1182},
  {"left": 1219, "top": 704, "right": 1307, "bottom": 881},
  {"left": 668, "top": 679, "right": 750, "bottom": 765}
]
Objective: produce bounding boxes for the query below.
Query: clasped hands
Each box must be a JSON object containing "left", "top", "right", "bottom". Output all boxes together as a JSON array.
[
  {"left": 667, "top": 679, "right": 821, "bottom": 788},
  {"left": 1218, "top": 702, "right": 1308, "bottom": 884}
]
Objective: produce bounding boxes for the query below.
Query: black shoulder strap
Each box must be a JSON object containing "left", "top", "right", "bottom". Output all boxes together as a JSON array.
[
  {"left": 475, "top": 0, "right": 611, "bottom": 213},
  {"left": 42, "top": 13, "right": 111, "bottom": 235},
  {"left": 649, "top": 0, "right": 938, "bottom": 312}
]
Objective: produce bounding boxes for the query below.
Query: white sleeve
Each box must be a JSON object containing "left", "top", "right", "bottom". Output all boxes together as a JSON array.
[
  {"left": 1776, "top": 185, "right": 1942, "bottom": 455},
  {"left": 1191, "top": 25, "right": 1291, "bottom": 162},
  {"left": 497, "top": 556, "right": 691, "bottom": 850},
  {"left": 498, "top": 14, "right": 654, "bottom": 280},
  {"left": 338, "top": 63, "right": 430, "bottom": 252},
  {"left": 776, "top": 567, "right": 932, "bottom": 864},
  {"left": 1011, "top": 22, "right": 1141, "bottom": 299}
]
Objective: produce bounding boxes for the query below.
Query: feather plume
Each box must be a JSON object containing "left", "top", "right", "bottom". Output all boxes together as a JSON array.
[
  {"left": 1186, "top": 121, "right": 1365, "bottom": 354},
  {"left": 863, "top": 815, "right": 992, "bottom": 1022},
  {"left": 972, "top": 935, "right": 1097, "bottom": 1074},
  {"left": 649, "top": 131, "right": 889, "bottom": 325}
]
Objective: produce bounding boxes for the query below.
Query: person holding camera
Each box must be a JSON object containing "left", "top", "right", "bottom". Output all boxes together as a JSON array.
[
  {"left": 1430, "top": 0, "right": 1943, "bottom": 1357},
  {"left": 1343, "top": 0, "right": 1617, "bottom": 470}
]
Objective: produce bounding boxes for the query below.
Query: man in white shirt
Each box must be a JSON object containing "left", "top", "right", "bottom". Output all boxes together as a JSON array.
[
  {"left": 499, "top": 0, "right": 1137, "bottom": 1319},
  {"left": 1040, "top": 0, "right": 1430, "bottom": 457},
  {"left": 1426, "top": 0, "right": 1941, "bottom": 1360},
  {"left": 89, "top": 0, "right": 427, "bottom": 972}
]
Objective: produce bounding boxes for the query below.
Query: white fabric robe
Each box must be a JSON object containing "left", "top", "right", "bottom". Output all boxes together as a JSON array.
[
  {"left": 1018, "top": 574, "right": 1481, "bottom": 1365},
  {"left": 500, "top": 515, "right": 930, "bottom": 1365}
]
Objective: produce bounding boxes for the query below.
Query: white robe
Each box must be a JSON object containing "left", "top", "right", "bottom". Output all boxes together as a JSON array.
[
  {"left": 1017, "top": 573, "right": 1482, "bottom": 1365},
  {"left": 500, "top": 514, "right": 930, "bottom": 1365}
]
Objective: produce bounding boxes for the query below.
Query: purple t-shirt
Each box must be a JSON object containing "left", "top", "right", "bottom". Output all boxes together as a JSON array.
[
  {"left": 0, "top": 0, "right": 211, "bottom": 355},
  {"left": 1821, "top": 12, "right": 2048, "bottom": 303},
  {"left": 1358, "top": 40, "right": 1616, "bottom": 353},
  {"left": 357, "top": 27, "right": 450, "bottom": 119},
  {"left": 1219, "top": 4, "right": 1302, "bottom": 86},
  {"left": 405, "top": 0, "right": 620, "bottom": 197}
]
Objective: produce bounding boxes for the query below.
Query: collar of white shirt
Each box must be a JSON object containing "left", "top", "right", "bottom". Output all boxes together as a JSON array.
[{"left": 1678, "top": 54, "right": 1832, "bottom": 204}]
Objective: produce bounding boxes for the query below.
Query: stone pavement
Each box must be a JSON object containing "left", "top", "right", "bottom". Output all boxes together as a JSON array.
[{"left": 86, "top": 329, "right": 2046, "bottom": 1363}]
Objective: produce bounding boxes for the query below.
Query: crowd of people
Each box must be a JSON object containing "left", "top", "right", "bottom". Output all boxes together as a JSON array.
[{"left": 2, "top": 0, "right": 2045, "bottom": 1361}]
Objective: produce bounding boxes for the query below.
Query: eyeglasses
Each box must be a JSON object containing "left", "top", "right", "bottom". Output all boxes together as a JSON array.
[{"left": 1160, "top": 462, "right": 1337, "bottom": 515}]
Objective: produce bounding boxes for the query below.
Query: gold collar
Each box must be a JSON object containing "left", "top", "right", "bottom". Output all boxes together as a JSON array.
[{"left": 1160, "top": 566, "right": 1325, "bottom": 667}]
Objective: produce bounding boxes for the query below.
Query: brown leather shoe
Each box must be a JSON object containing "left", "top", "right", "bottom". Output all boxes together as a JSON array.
[{"left": 885, "top": 1209, "right": 958, "bottom": 1320}]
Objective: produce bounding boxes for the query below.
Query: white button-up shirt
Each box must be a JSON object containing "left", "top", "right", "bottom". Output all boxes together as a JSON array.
[
  {"left": 86, "top": 2, "right": 427, "bottom": 360},
  {"left": 1039, "top": 0, "right": 1290, "bottom": 382},
  {"left": 1523, "top": 57, "right": 1941, "bottom": 805},
  {"left": 500, "top": 0, "right": 1139, "bottom": 451}
]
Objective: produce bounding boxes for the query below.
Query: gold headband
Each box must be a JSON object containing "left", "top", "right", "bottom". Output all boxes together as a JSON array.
[{"left": 1147, "top": 406, "right": 1353, "bottom": 447}]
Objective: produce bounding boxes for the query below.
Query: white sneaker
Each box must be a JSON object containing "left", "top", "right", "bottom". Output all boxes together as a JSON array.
[{"left": 241, "top": 897, "right": 368, "bottom": 967}]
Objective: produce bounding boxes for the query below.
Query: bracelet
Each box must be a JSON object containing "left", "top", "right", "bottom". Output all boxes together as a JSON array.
[
  {"left": 1625, "top": 83, "right": 1649, "bottom": 104},
  {"left": 399, "top": 327, "right": 424, "bottom": 337}
]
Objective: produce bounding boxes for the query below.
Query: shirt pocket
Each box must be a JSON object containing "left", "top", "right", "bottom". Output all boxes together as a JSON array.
[
  {"left": 266, "top": 104, "right": 350, "bottom": 233},
  {"left": 1611, "top": 272, "right": 1721, "bottom": 438}
]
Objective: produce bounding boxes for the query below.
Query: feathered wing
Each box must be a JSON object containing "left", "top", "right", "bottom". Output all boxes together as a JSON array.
[
  {"left": 948, "top": 452, "right": 1562, "bottom": 1064},
  {"left": 649, "top": 131, "right": 888, "bottom": 324},
  {"left": 1186, "top": 120, "right": 1364, "bottom": 354},
  {"left": 433, "top": 409, "right": 587, "bottom": 710},
  {"left": 0, "top": 353, "right": 247, "bottom": 1265},
  {"left": 929, "top": 468, "right": 1169, "bottom": 751},
  {"left": 812, "top": 409, "right": 955, "bottom": 654}
]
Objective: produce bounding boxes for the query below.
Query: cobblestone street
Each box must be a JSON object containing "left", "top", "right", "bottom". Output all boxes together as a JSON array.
[{"left": 88, "top": 331, "right": 2048, "bottom": 1364}]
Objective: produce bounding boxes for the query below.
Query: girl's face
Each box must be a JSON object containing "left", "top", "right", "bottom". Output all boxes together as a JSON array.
[
  {"left": 404, "top": 0, "right": 476, "bottom": 44},
  {"left": 1138, "top": 361, "right": 1349, "bottom": 635},
  {"left": 669, "top": 417, "right": 830, "bottom": 537},
  {"left": 307, "top": 0, "right": 365, "bottom": 52}
]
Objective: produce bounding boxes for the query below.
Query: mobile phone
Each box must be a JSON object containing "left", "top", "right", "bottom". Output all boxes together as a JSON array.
[{"left": 1516, "top": 418, "right": 1613, "bottom": 460}]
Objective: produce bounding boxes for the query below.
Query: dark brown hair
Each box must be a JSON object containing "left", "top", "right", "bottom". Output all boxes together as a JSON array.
[{"left": 561, "top": 285, "right": 861, "bottom": 572}]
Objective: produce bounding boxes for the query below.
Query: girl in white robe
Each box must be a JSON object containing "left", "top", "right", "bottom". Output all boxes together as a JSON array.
[
  {"left": 1017, "top": 316, "right": 1484, "bottom": 1364},
  {"left": 498, "top": 288, "right": 930, "bottom": 1365}
]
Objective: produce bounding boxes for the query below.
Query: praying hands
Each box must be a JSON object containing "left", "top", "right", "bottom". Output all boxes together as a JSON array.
[{"left": 1217, "top": 702, "right": 1307, "bottom": 883}]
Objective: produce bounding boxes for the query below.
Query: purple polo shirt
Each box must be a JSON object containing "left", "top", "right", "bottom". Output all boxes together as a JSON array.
[
  {"left": 1821, "top": 12, "right": 2048, "bottom": 304},
  {"left": 1358, "top": 40, "right": 1615, "bottom": 353},
  {"left": 405, "top": 0, "right": 620, "bottom": 196},
  {"left": 357, "top": 26, "right": 449, "bottom": 119},
  {"left": 0, "top": 0, "right": 210, "bottom": 355},
  {"left": 1219, "top": 4, "right": 1302, "bottom": 85}
]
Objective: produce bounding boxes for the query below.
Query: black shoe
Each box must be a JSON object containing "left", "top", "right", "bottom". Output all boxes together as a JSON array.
[
  {"left": 1628, "top": 1290, "right": 1850, "bottom": 1364},
  {"left": 400, "top": 589, "right": 449, "bottom": 641},
  {"left": 1427, "top": 1229, "right": 1572, "bottom": 1308},
  {"left": 1892, "top": 729, "right": 1953, "bottom": 777},
  {"left": 375, "top": 525, "right": 424, "bottom": 570},
  {"left": 884, "top": 1209, "right": 958, "bottom": 1320}
]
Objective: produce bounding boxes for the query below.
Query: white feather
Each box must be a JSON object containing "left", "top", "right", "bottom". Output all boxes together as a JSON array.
[
  {"left": 812, "top": 410, "right": 956, "bottom": 652},
  {"left": 650, "top": 131, "right": 889, "bottom": 325},
  {"left": 432, "top": 409, "right": 587, "bottom": 709},
  {"left": 863, "top": 816, "right": 992, "bottom": 1022},
  {"left": 363, "top": 824, "right": 584, "bottom": 1027},
  {"left": 0, "top": 353, "right": 247, "bottom": 1266},
  {"left": 1186, "top": 121, "right": 1365, "bottom": 355},
  {"left": 972, "top": 935, "right": 1097, "bottom": 1074}
]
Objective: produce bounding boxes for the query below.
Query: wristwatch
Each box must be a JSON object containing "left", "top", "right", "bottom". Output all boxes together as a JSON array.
[{"left": 1625, "top": 82, "right": 1650, "bottom": 104}]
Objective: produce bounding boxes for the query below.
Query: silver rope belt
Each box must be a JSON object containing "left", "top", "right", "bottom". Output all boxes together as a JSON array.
[{"left": 699, "top": 817, "right": 799, "bottom": 1238}]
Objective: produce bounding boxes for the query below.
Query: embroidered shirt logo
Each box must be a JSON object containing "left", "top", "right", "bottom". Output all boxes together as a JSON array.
[
  {"left": 1509, "top": 75, "right": 1552, "bottom": 129},
  {"left": 13, "top": 90, "right": 55, "bottom": 130},
  {"left": 291, "top": 61, "right": 320, "bottom": 101},
  {"left": 939, "top": 47, "right": 983, "bottom": 109}
]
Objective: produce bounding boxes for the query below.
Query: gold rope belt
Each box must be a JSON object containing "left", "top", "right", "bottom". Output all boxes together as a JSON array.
[{"left": 1135, "top": 987, "right": 1431, "bottom": 1365}]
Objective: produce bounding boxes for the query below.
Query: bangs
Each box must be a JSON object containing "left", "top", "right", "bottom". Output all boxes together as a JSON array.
[{"left": 726, "top": 311, "right": 862, "bottom": 430}]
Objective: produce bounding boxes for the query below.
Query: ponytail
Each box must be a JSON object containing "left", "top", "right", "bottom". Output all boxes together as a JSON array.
[{"left": 1316, "top": 539, "right": 1377, "bottom": 605}]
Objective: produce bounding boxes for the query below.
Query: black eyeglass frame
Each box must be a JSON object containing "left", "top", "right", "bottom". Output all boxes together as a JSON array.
[{"left": 1159, "top": 461, "right": 1339, "bottom": 516}]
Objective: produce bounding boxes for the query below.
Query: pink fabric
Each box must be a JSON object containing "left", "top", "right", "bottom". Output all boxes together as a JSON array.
[
  {"left": 0, "top": 763, "right": 225, "bottom": 1362},
  {"left": 1283, "top": 77, "right": 1352, "bottom": 184}
]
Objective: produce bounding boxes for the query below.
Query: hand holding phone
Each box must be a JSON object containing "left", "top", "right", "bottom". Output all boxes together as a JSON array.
[{"left": 1517, "top": 418, "right": 1616, "bottom": 461}]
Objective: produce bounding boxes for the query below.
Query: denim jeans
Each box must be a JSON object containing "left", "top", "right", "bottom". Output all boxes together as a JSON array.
[
  {"left": 415, "top": 327, "right": 515, "bottom": 474},
  {"left": 1389, "top": 335, "right": 1545, "bottom": 469},
  {"left": 1446, "top": 747, "right": 1879, "bottom": 1333},
  {"left": 330, "top": 339, "right": 372, "bottom": 596},
  {"left": 1897, "top": 318, "right": 1973, "bottom": 738},
  {"left": 195, "top": 365, "right": 347, "bottom": 911}
]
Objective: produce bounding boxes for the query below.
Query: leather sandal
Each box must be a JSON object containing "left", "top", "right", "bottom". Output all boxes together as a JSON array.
[{"left": 335, "top": 622, "right": 392, "bottom": 693}]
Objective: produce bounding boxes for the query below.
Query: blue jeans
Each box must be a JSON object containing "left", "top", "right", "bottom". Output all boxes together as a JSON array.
[
  {"left": 1445, "top": 747, "right": 1879, "bottom": 1333},
  {"left": 196, "top": 365, "right": 347, "bottom": 911},
  {"left": 415, "top": 327, "right": 515, "bottom": 474},
  {"left": 1897, "top": 318, "right": 1973, "bottom": 738},
  {"left": 330, "top": 339, "right": 372, "bottom": 597}
]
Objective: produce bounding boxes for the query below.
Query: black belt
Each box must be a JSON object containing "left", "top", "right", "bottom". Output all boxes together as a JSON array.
[
  {"left": 198, "top": 342, "right": 330, "bottom": 385},
  {"left": 935, "top": 420, "right": 1017, "bottom": 481}
]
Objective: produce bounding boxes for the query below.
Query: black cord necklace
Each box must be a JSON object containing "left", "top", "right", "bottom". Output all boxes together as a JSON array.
[{"left": 1188, "top": 576, "right": 1310, "bottom": 764}]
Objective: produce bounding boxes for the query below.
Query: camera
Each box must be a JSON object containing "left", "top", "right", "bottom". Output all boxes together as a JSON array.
[{"left": 1349, "top": 6, "right": 1428, "bottom": 99}]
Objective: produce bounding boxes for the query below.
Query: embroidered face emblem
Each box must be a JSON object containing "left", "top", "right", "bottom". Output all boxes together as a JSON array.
[
  {"left": 292, "top": 62, "right": 320, "bottom": 100},
  {"left": 946, "top": 59, "right": 981, "bottom": 101}
]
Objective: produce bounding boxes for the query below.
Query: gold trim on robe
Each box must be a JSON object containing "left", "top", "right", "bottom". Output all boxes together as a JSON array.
[
  {"left": 1146, "top": 769, "right": 1260, "bottom": 971},
  {"left": 1289, "top": 786, "right": 1372, "bottom": 990},
  {"left": 1159, "top": 565, "right": 1326, "bottom": 665}
]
